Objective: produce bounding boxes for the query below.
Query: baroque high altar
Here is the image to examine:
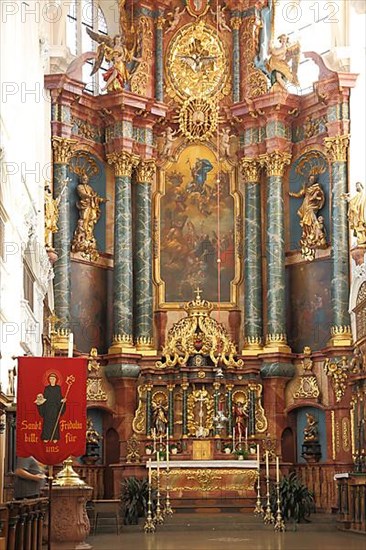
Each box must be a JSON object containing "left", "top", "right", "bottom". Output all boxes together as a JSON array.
[{"left": 43, "top": 0, "right": 366, "bottom": 509}]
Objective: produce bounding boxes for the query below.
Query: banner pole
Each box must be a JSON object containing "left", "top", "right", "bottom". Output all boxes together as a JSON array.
[{"left": 48, "top": 465, "right": 53, "bottom": 550}]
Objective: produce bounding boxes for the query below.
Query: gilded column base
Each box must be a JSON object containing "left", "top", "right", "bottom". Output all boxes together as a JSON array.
[
  {"left": 135, "top": 336, "right": 157, "bottom": 356},
  {"left": 109, "top": 334, "right": 136, "bottom": 355},
  {"left": 263, "top": 334, "right": 291, "bottom": 354},
  {"left": 51, "top": 329, "right": 70, "bottom": 352},
  {"left": 327, "top": 325, "right": 353, "bottom": 347},
  {"left": 241, "top": 336, "right": 263, "bottom": 356}
]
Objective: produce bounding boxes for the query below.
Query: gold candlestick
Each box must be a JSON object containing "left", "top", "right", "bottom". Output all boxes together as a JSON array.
[
  {"left": 144, "top": 465, "right": 155, "bottom": 533},
  {"left": 253, "top": 467, "right": 264, "bottom": 516},
  {"left": 154, "top": 451, "right": 164, "bottom": 525},
  {"left": 263, "top": 470, "right": 274, "bottom": 524},
  {"left": 274, "top": 481, "right": 285, "bottom": 532}
]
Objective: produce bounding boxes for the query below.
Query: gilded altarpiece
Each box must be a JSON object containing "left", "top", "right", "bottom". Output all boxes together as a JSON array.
[{"left": 154, "top": 145, "right": 241, "bottom": 306}]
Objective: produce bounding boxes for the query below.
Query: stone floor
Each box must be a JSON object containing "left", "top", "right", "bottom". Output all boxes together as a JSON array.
[{"left": 84, "top": 513, "right": 365, "bottom": 550}]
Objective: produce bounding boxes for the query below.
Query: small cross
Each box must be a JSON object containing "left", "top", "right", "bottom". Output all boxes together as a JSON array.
[{"left": 194, "top": 287, "right": 202, "bottom": 301}]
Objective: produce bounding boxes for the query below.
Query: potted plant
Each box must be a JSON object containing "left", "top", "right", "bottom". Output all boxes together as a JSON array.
[
  {"left": 120, "top": 477, "right": 150, "bottom": 525},
  {"left": 270, "top": 472, "right": 315, "bottom": 525},
  {"left": 223, "top": 443, "right": 232, "bottom": 454},
  {"left": 145, "top": 444, "right": 153, "bottom": 455},
  {"left": 234, "top": 448, "right": 249, "bottom": 460},
  {"left": 170, "top": 443, "right": 178, "bottom": 455}
]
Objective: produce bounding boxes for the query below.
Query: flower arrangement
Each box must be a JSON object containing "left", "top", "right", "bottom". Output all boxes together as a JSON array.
[
  {"left": 145, "top": 443, "right": 153, "bottom": 455},
  {"left": 170, "top": 443, "right": 178, "bottom": 454},
  {"left": 234, "top": 448, "right": 249, "bottom": 460},
  {"left": 223, "top": 443, "right": 232, "bottom": 454}
]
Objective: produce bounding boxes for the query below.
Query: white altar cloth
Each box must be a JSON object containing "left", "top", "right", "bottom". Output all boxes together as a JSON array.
[{"left": 146, "top": 460, "right": 258, "bottom": 468}]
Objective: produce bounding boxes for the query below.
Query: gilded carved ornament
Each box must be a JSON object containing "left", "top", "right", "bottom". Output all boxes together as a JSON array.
[
  {"left": 293, "top": 347, "right": 320, "bottom": 400},
  {"left": 107, "top": 152, "right": 140, "bottom": 178},
  {"left": 51, "top": 137, "right": 77, "bottom": 164},
  {"left": 155, "top": 289, "right": 244, "bottom": 369},
  {"left": 324, "top": 135, "right": 350, "bottom": 163},
  {"left": 86, "top": 348, "right": 107, "bottom": 402},
  {"left": 240, "top": 158, "right": 261, "bottom": 183},
  {"left": 230, "top": 17, "right": 241, "bottom": 31},
  {"left": 152, "top": 468, "right": 257, "bottom": 493},
  {"left": 187, "top": 387, "right": 214, "bottom": 437},
  {"left": 126, "top": 434, "right": 141, "bottom": 464},
  {"left": 324, "top": 356, "right": 349, "bottom": 402},
  {"left": 241, "top": 16, "right": 268, "bottom": 98},
  {"left": 135, "top": 160, "right": 156, "bottom": 184},
  {"left": 259, "top": 151, "right": 292, "bottom": 177}
]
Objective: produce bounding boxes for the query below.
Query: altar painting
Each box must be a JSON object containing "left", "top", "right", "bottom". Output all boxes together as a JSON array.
[{"left": 157, "top": 145, "right": 237, "bottom": 304}]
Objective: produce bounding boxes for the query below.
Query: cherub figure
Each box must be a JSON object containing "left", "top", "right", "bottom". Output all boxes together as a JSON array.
[
  {"left": 213, "top": 6, "right": 232, "bottom": 33},
  {"left": 161, "top": 127, "right": 178, "bottom": 158},
  {"left": 219, "top": 127, "right": 235, "bottom": 158},
  {"left": 166, "top": 6, "right": 184, "bottom": 34}
]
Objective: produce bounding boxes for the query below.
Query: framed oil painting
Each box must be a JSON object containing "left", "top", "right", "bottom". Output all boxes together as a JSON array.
[{"left": 154, "top": 143, "right": 241, "bottom": 308}]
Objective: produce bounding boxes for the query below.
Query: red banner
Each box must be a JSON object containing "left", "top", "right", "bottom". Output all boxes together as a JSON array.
[{"left": 16, "top": 357, "right": 87, "bottom": 465}]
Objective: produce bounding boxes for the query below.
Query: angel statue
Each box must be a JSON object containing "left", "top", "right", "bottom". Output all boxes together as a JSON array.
[
  {"left": 86, "top": 1, "right": 142, "bottom": 93},
  {"left": 267, "top": 34, "right": 300, "bottom": 90}
]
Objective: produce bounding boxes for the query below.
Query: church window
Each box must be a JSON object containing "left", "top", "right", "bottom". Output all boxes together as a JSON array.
[{"left": 66, "top": 0, "right": 108, "bottom": 94}]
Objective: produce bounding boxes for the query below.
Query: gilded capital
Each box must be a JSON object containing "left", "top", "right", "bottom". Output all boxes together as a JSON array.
[
  {"left": 156, "top": 16, "right": 165, "bottom": 30},
  {"left": 324, "top": 135, "right": 350, "bottom": 162},
  {"left": 135, "top": 160, "right": 156, "bottom": 184},
  {"left": 52, "top": 137, "right": 77, "bottom": 164},
  {"left": 107, "top": 152, "right": 140, "bottom": 178},
  {"left": 240, "top": 158, "right": 261, "bottom": 183},
  {"left": 230, "top": 17, "right": 241, "bottom": 31},
  {"left": 259, "top": 151, "right": 292, "bottom": 177}
]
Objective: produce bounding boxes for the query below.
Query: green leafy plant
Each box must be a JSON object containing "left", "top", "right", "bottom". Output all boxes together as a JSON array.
[
  {"left": 234, "top": 448, "right": 249, "bottom": 459},
  {"left": 120, "top": 476, "right": 154, "bottom": 525},
  {"left": 270, "top": 472, "right": 315, "bottom": 523}
]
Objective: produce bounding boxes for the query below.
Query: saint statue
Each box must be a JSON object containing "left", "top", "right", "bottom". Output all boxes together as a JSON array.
[
  {"left": 289, "top": 174, "right": 327, "bottom": 260},
  {"left": 152, "top": 400, "right": 168, "bottom": 436},
  {"left": 267, "top": 34, "right": 300, "bottom": 90},
  {"left": 343, "top": 182, "right": 366, "bottom": 245},
  {"left": 232, "top": 400, "right": 248, "bottom": 440},
  {"left": 44, "top": 184, "right": 59, "bottom": 250},
  {"left": 71, "top": 173, "right": 106, "bottom": 260},
  {"left": 303, "top": 413, "right": 319, "bottom": 443}
]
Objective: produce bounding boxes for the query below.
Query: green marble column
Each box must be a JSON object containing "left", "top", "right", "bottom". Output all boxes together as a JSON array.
[
  {"left": 107, "top": 152, "right": 139, "bottom": 353},
  {"left": 134, "top": 161, "right": 156, "bottom": 352},
  {"left": 324, "top": 135, "right": 352, "bottom": 346},
  {"left": 146, "top": 385, "right": 152, "bottom": 436},
  {"left": 241, "top": 159, "right": 263, "bottom": 352},
  {"left": 155, "top": 15, "right": 164, "bottom": 102},
  {"left": 182, "top": 383, "right": 188, "bottom": 438},
  {"left": 168, "top": 385, "right": 174, "bottom": 438},
  {"left": 51, "top": 137, "right": 76, "bottom": 341},
  {"left": 260, "top": 152, "right": 291, "bottom": 352},
  {"left": 231, "top": 17, "right": 241, "bottom": 103},
  {"left": 226, "top": 385, "right": 233, "bottom": 437},
  {"left": 213, "top": 383, "right": 220, "bottom": 437}
]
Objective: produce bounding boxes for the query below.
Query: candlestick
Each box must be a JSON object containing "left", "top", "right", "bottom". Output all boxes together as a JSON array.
[
  {"left": 67, "top": 332, "right": 73, "bottom": 358},
  {"left": 148, "top": 458, "right": 152, "bottom": 485},
  {"left": 263, "top": 451, "right": 274, "bottom": 525},
  {"left": 276, "top": 456, "right": 280, "bottom": 484},
  {"left": 254, "top": 459, "right": 264, "bottom": 516},
  {"left": 144, "top": 460, "right": 155, "bottom": 533},
  {"left": 257, "top": 444, "right": 260, "bottom": 465},
  {"left": 265, "top": 450, "right": 269, "bottom": 478},
  {"left": 152, "top": 429, "right": 156, "bottom": 453},
  {"left": 274, "top": 480, "right": 285, "bottom": 532},
  {"left": 154, "top": 448, "right": 164, "bottom": 525},
  {"left": 232, "top": 427, "right": 235, "bottom": 452}
]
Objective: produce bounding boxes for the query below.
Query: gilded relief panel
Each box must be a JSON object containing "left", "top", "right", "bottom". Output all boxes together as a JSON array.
[{"left": 154, "top": 144, "right": 241, "bottom": 307}]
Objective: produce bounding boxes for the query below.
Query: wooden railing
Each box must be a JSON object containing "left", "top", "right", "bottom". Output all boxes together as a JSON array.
[
  {"left": 292, "top": 463, "right": 352, "bottom": 512},
  {"left": 336, "top": 474, "right": 366, "bottom": 533},
  {"left": 0, "top": 498, "right": 48, "bottom": 550}
]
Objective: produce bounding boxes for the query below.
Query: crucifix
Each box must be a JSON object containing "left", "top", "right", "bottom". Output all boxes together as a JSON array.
[{"left": 194, "top": 287, "right": 203, "bottom": 301}]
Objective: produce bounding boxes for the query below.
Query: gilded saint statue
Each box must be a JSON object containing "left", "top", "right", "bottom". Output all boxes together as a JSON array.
[
  {"left": 342, "top": 182, "right": 366, "bottom": 246},
  {"left": 152, "top": 400, "right": 168, "bottom": 436},
  {"left": 44, "top": 183, "right": 64, "bottom": 251},
  {"left": 289, "top": 174, "right": 327, "bottom": 261},
  {"left": 303, "top": 413, "right": 319, "bottom": 443},
  {"left": 267, "top": 34, "right": 300, "bottom": 90},
  {"left": 71, "top": 174, "right": 106, "bottom": 261}
]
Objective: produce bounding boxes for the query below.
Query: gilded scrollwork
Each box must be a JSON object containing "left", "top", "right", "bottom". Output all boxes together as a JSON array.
[
  {"left": 132, "top": 385, "right": 147, "bottom": 434},
  {"left": 178, "top": 96, "right": 219, "bottom": 142},
  {"left": 130, "top": 17, "right": 153, "bottom": 96},
  {"left": 156, "top": 290, "right": 243, "bottom": 369},
  {"left": 153, "top": 469, "right": 258, "bottom": 493},
  {"left": 187, "top": 387, "right": 214, "bottom": 437},
  {"left": 324, "top": 356, "right": 349, "bottom": 402},
  {"left": 293, "top": 347, "right": 320, "bottom": 400},
  {"left": 126, "top": 434, "right": 141, "bottom": 464}
]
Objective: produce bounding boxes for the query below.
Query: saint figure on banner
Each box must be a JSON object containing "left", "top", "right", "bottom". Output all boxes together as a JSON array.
[{"left": 35, "top": 372, "right": 66, "bottom": 443}]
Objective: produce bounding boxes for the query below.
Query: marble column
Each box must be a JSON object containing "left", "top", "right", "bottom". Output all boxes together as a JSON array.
[
  {"left": 51, "top": 137, "right": 76, "bottom": 346},
  {"left": 155, "top": 15, "right": 164, "bottom": 102},
  {"left": 167, "top": 384, "right": 174, "bottom": 437},
  {"left": 181, "top": 382, "right": 189, "bottom": 438},
  {"left": 146, "top": 384, "right": 152, "bottom": 436},
  {"left": 231, "top": 17, "right": 241, "bottom": 103},
  {"left": 241, "top": 158, "right": 263, "bottom": 353},
  {"left": 213, "top": 382, "right": 220, "bottom": 438},
  {"left": 107, "top": 151, "right": 139, "bottom": 353},
  {"left": 324, "top": 135, "right": 352, "bottom": 346},
  {"left": 226, "top": 384, "right": 233, "bottom": 437},
  {"left": 134, "top": 160, "right": 156, "bottom": 352},
  {"left": 248, "top": 386, "right": 256, "bottom": 436},
  {"left": 260, "top": 151, "right": 291, "bottom": 352}
]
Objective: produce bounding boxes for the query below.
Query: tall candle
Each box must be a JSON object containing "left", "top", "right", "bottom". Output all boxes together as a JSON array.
[
  {"left": 239, "top": 432, "right": 242, "bottom": 444},
  {"left": 257, "top": 444, "right": 260, "bottom": 465},
  {"left": 156, "top": 445, "right": 160, "bottom": 477},
  {"left": 245, "top": 427, "right": 248, "bottom": 442},
  {"left": 68, "top": 332, "right": 74, "bottom": 358},
  {"left": 276, "top": 456, "right": 280, "bottom": 483},
  {"left": 148, "top": 458, "right": 152, "bottom": 485},
  {"left": 166, "top": 428, "right": 169, "bottom": 468},
  {"left": 152, "top": 429, "right": 156, "bottom": 453},
  {"left": 265, "top": 450, "right": 269, "bottom": 478},
  {"left": 232, "top": 427, "right": 235, "bottom": 446}
]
